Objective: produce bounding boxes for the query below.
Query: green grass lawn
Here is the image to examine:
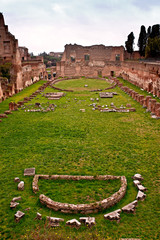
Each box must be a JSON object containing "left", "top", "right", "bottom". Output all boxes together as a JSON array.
[{"left": 0, "top": 78, "right": 159, "bottom": 240}]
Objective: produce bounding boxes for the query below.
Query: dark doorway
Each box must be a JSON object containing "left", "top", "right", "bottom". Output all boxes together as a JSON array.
[{"left": 111, "top": 71, "right": 114, "bottom": 77}]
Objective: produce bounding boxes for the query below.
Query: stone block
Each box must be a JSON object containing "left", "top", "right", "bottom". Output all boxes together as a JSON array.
[
  {"left": 137, "top": 185, "right": 147, "bottom": 192},
  {"left": 136, "top": 191, "right": 146, "bottom": 201},
  {"left": 24, "top": 168, "right": 35, "bottom": 176},
  {"left": 15, "top": 210, "right": 25, "bottom": 222},
  {"left": 12, "top": 196, "right": 21, "bottom": 202},
  {"left": 47, "top": 216, "right": 64, "bottom": 223},
  {"left": 104, "top": 209, "right": 121, "bottom": 221},
  {"left": 133, "top": 180, "right": 141, "bottom": 186},
  {"left": 0, "top": 114, "right": 8, "bottom": 118},
  {"left": 36, "top": 212, "right": 42, "bottom": 220},
  {"left": 4, "top": 110, "right": 12, "bottom": 114},
  {"left": 132, "top": 174, "right": 143, "bottom": 181},
  {"left": 122, "top": 200, "right": 138, "bottom": 213},
  {"left": 18, "top": 181, "right": 24, "bottom": 191},
  {"left": 66, "top": 219, "right": 81, "bottom": 228},
  {"left": 14, "top": 177, "right": 20, "bottom": 182},
  {"left": 79, "top": 217, "right": 96, "bottom": 227},
  {"left": 10, "top": 201, "right": 19, "bottom": 208}
]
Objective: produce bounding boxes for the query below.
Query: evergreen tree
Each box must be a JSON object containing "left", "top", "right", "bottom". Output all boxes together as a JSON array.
[
  {"left": 138, "top": 25, "right": 147, "bottom": 56},
  {"left": 150, "top": 24, "right": 160, "bottom": 38},
  {"left": 145, "top": 37, "right": 160, "bottom": 58},
  {"left": 125, "top": 32, "right": 135, "bottom": 54},
  {"left": 147, "top": 26, "right": 151, "bottom": 37}
]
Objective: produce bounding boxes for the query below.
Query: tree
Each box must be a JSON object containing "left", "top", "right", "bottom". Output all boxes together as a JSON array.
[
  {"left": 138, "top": 25, "right": 147, "bottom": 56},
  {"left": 147, "top": 26, "right": 151, "bottom": 37},
  {"left": 145, "top": 36, "right": 160, "bottom": 58},
  {"left": 150, "top": 24, "right": 160, "bottom": 38},
  {"left": 125, "top": 32, "right": 135, "bottom": 54}
]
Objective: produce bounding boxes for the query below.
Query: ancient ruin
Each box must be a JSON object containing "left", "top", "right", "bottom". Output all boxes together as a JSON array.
[
  {"left": 32, "top": 174, "right": 127, "bottom": 214},
  {"left": 0, "top": 13, "right": 46, "bottom": 102},
  {"left": 56, "top": 44, "right": 160, "bottom": 98}
]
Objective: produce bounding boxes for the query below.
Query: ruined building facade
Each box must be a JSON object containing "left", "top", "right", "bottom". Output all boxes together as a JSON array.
[
  {"left": 57, "top": 44, "right": 160, "bottom": 98},
  {"left": 0, "top": 13, "right": 46, "bottom": 101}
]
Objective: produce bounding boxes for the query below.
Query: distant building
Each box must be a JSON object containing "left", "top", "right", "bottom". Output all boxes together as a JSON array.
[{"left": 49, "top": 52, "right": 63, "bottom": 58}]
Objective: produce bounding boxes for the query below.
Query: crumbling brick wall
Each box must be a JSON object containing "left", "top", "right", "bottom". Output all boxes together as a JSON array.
[{"left": 0, "top": 13, "right": 46, "bottom": 101}]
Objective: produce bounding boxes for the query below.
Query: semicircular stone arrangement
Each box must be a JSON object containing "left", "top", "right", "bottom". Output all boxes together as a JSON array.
[{"left": 32, "top": 174, "right": 127, "bottom": 214}]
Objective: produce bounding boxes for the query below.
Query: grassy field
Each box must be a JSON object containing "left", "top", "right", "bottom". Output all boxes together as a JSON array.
[{"left": 0, "top": 78, "right": 159, "bottom": 240}]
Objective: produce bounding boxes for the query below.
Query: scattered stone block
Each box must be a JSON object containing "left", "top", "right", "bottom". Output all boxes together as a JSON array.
[
  {"left": 66, "top": 219, "right": 81, "bottom": 228},
  {"left": 79, "top": 217, "right": 96, "bottom": 227},
  {"left": 126, "top": 104, "right": 132, "bottom": 108},
  {"left": 18, "top": 181, "right": 24, "bottom": 191},
  {"left": 137, "top": 185, "right": 147, "bottom": 192},
  {"left": 36, "top": 212, "right": 42, "bottom": 220},
  {"left": 0, "top": 114, "right": 8, "bottom": 118},
  {"left": 120, "top": 239, "right": 141, "bottom": 240},
  {"left": 10, "top": 201, "right": 19, "bottom": 209},
  {"left": 4, "top": 110, "right": 12, "bottom": 115},
  {"left": 80, "top": 109, "right": 85, "bottom": 112},
  {"left": 24, "top": 207, "right": 31, "bottom": 211},
  {"left": 100, "top": 92, "right": 113, "bottom": 98},
  {"left": 15, "top": 210, "right": 25, "bottom": 222},
  {"left": 47, "top": 216, "right": 64, "bottom": 227},
  {"left": 104, "top": 209, "right": 121, "bottom": 221},
  {"left": 133, "top": 180, "right": 141, "bottom": 186},
  {"left": 122, "top": 200, "right": 138, "bottom": 213},
  {"left": 12, "top": 196, "right": 21, "bottom": 202},
  {"left": 132, "top": 174, "right": 144, "bottom": 181},
  {"left": 14, "top": 177, "right": 20, "bottom": 183},
  {"left": 24, "top": 168, "right": 35, "bottom": 176},
  {"left": 136, "top": 191, "right": 146, "bottom": 201},
  {"left": 129, "top": 108, "right": 136, "bottom": 112}
]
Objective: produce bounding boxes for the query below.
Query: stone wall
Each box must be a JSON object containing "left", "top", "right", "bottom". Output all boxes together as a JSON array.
[
  {"left": 57, "top": 43, "right": 160, "bottom": 97},
  {"left": 120, "top": 61, "right": 160, "bottom": 97},
  {"left": 33, "top": 174, "right": 127, "bottom": 214},
  {"left": 57, "top": 44, "right": 124, "bottom": 78}
]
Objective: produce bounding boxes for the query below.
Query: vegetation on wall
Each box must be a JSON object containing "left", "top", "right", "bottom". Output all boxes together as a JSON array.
[{"left": 38, "top": 52, "right": 61, "bottom": 67}]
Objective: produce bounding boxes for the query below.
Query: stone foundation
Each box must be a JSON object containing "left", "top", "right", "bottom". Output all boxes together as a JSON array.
[{"left": 32, "top": 174, "right": 127, "bottom": 214}]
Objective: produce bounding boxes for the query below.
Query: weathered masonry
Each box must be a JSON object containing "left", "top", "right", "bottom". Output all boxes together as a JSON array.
[
  {"left": 56, "top": 44, "right": 160, "bottom": 98},
  {"left": 56, "top": 44, "right": 124, "bottom": 77},
  {"left": 0, "top": 13, "right": 46, "bottom": 101}
]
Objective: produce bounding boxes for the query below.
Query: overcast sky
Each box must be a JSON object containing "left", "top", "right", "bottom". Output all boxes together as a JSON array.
[{"left": 1, "top": 0, "right": 160, "bottom": 55}]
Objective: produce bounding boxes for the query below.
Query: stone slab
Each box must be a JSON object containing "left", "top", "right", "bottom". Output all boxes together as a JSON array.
[
  {"left": 136, "top": 191, "right": 146, "bottom": 201},
  {"left": 104, "top": 209, "right": 121, "bottom": 221},
  {"left": 79, "top": 217, "right": 96, "bottom": 227},
  {"left": 12, "top": 196, "right": 21, "bottom": 202},
  {"left": 132, "top": 174, "right": 143, "bottom": 181},
  {"left": 18, "top": 181, "right": 24, "bottom": 191},
  {"left": 66, "top": 219, "right": 81, "bottom": 228},
  {"left": 122, "top": 200, "right": 138, "bottom": 213},
  {"left": 15, "top": 210, "right": 25, "bottom": 222},
  {"left": 24, "top": 168, "right": 35, "bottom": 176}
]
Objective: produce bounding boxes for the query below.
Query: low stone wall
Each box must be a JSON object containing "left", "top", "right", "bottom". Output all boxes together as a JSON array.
[
  {"left": 32, "top": 174, "right": 127, "bottom": 214},
  {"left": 113, "top": 78, "right": 160, "bottom": 118}
]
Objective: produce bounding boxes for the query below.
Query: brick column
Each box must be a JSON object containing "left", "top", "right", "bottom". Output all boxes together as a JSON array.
[
  {"left": 150, "top": 99, "right": 157, "bottom": 114},
  {"left": 146, "top": 96, "right": 152, "bottom": 110}
]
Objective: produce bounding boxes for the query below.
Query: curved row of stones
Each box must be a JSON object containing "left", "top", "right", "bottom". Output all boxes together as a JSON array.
[
  {"left": 104, "top": 173, "right": 146, "bottom": 221},
  {"left": 32, "top": 174, "right": 127, "bottom": 214},
  {"left": 12, "top": 170, "right": 146, "bottom": 226}
]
